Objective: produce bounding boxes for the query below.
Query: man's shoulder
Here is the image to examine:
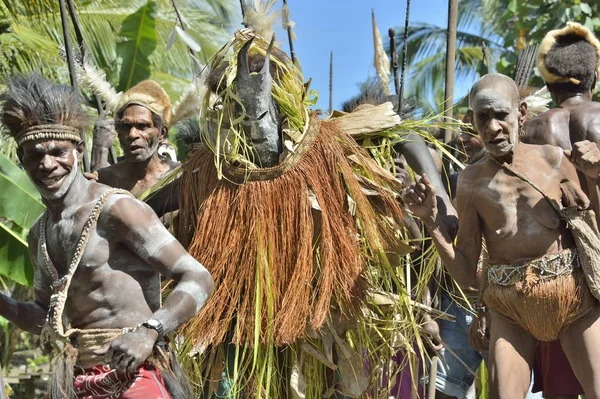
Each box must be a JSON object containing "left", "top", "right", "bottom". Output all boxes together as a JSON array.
[
  {"left": 95, "top": 162, "right": 125, "bottom": 184},
  {"left": 520, "top": 142, "right": 563, "bottom": 167}
]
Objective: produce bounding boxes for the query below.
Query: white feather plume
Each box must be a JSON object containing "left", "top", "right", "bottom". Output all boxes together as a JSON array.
[
  {"left": 372, "top": 11, "right": 390, "bottom": 95},
  {"left": 523, "top": 87, "right": 551, "bottom": 119},
  {"left": 75, "top": 58, "right": 122, "bottom": 113},
  {"left": 243, "top": 0, "right": 280, "bottom": 41},
  {"left": 170, "top": 73, "right": 207, "bottom": 127}
]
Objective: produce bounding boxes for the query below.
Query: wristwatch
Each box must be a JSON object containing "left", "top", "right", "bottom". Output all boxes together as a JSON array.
[{"left": 142, "top": 318, "right": 164, "bottom": 338}]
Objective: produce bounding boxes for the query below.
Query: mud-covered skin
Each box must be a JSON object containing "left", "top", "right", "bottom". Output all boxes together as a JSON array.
[
  {"left": 0, "top": 139, "right": 213, "bottom": 374},
  {"left": 234, "top": 38, "right": 281, "bottom": 167},
  {"left": 95, "top": 105, "right": 179, "bottom": 198},
  {"left": 405, "top": 74, "right": 600, "bottom": 399}
]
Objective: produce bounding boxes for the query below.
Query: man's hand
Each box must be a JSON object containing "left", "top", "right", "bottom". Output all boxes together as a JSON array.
[
  {"left": 565, "top": 140, "right": 600, "bottom": 180},
  {"left": 403, "top": 174, "right": 438, "bottom": 225},
  {"left": 93, "top": 111, "right": 116, "bottom": 149},
  {"left": 83, "top": 171, "right": 99, "bottom": 181},
  {"left": 469, "top": 308, "right": 490, "bottom": 352},
  {"left": 422, "top": 314, "right": 443, "bottom": 352},
  {"left": 104, "top": 327, "right": 158, "bottom": 374}
]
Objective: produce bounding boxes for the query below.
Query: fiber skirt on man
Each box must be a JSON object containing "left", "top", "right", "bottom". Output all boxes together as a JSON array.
[
  {"left": 483, "top": 248, "right": 597, "bottom": 341},
  {"left": 73, "top": 364, "right": 170, "bottom": 399}
]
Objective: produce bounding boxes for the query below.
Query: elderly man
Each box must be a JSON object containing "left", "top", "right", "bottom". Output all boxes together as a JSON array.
[
  {"left": 92, "top": 80, "right": 179, "bottom": 198},
  {"left": 0, "top": 74, "right": 213, "bottom": 398},
  {"left": 405, "top": 73, "right": 600, "bottom": 398}
]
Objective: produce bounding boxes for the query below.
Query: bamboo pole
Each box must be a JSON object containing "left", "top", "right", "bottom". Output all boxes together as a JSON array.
[
  {"left": 329, "top": 51, "right": 333, "bottom": 114},
  {"left": 66, "top": 0, "right": 116, "bottom": 165},
  {"left": 443, "top": 0, "right": 458, "bottom": 144},
  {"left": 397, "top": 0, "right": 411, "bottom": 116},
  {"left": 389, "top": 28, "right": 400, "bottom": 96},
  {"left": 59, "top": 0, "right": 90, "bottom": 172}
]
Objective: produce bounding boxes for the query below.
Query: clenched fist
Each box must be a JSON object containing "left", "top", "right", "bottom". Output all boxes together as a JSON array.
[
  {"left": 403, "top": 174, "right": 438, "bottom": 225},
  {"left": 565, "top": 140, "right": 600, "bottom": 180}
]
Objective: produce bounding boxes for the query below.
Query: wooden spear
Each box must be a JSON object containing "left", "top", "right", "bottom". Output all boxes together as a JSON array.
[
  {"left": 389, "top": 28, "right": 400, "bottom": 96},
  {"left": 397, "top": 0, "right": 411, "bottom": 116},
  {"left": 329, "top": 51, "right": 333, "bottom": 114},
  {"left": 442, "top": 0, "right": 458, "bottom": 144},
  {"left": 65, "top": 0, "right": 117, "bottom": 165},
  {"left": 282, "top": 0, "right": 297, "bottom": 66},
  {"left": 59, "top": 0, "right": 90, "bottom": 172}
]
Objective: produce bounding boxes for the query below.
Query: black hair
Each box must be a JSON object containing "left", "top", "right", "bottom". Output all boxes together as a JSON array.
[
  {"left": 545, "top": 35, "right": 597, "bottom": 92},
  {"left": 340, "top": 78, "right": 415, "bottom": 116},
  {"left": 175, "top": 117, "right": 202, "bottom": 146},
  {"left": 1, "top": 73, "right": 88, "bottom": 138}
]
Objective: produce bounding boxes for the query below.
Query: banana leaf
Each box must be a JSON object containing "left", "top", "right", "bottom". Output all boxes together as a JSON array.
[
  {"left": 0, "top": 171, "right": 44, "bottom": 230},
  {"left": 117, "top": 0, "right": 158, "bottom": 91},
  {"left": 0, "top": 153, "right": 39, "bottom": 201},
  {"left": 0, "top": 223, "right": 34, "bottom": 286}
]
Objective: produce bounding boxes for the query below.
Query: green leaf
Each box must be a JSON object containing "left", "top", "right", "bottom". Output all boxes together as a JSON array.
[
  {"left": 0, "top": 153, "right": 39, "bottom": 200},
  {"left": 116, "top": 0, "right": 158, "bottom": 91},
  {"left": 581, "top": 3, "right": 592, "bottom": 15},
  {"left": 0, "top": 222, "right": 34, "bottom": 286},
  {"left": 508, "top": 0, "right": 517, "bottom": 13},
  {"left": 0, "top": 171, "right": 44, "bottom": 230}
]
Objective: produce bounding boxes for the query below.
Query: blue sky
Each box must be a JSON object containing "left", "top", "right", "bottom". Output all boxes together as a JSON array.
[{"left": 260, "top": 0, "right": 462, "bottom": 110}]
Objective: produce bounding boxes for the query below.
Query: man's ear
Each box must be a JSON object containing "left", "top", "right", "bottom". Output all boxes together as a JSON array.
[
  {"left": 159, "top": 125, "right": 169, "bottom": 143},
  {"left": 519, "top": 101, "right": 528, "bottom": 125},
  {"left": 594, "top": 71, "right": 598, "bottom": 92},
  {"left": 76, "top": 140, "right": 86, "bottom": 161},
  {"left": 467, "top": 109, "right": 474, "bottom": 126}
]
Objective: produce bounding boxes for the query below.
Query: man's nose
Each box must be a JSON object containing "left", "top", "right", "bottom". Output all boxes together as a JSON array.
[
  {"left": 487, "top": 119, "right": 502, "bottom": 136},
  {"left": 39, "top": 154, "right": 56, "bottom": 171},
  {"left": 127, "top": 127, "right": 142, "bottom": 141}
]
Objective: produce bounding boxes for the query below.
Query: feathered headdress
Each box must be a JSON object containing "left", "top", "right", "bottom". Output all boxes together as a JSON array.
[
  {"left": 538, "top": 22, "right": 600, "bottom": 85},
  {"left": 75, "top": 57, "right": 205, "bottom": 127}
]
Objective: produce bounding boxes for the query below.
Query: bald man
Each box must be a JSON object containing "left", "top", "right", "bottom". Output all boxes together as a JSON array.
[{"left": 404, "top": 74, "right": 600, "bottom": 398}]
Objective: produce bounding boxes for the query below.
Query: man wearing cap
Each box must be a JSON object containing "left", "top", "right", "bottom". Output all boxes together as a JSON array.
[
  {"left": 0, "top": 74, "right": 213, "bottom": 398},
  {"left": 92, "top": 80, "right": 179, "bottom": 198}
]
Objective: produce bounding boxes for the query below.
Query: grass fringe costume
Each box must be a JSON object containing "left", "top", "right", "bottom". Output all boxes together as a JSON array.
[{"left": 175, "top": 30, "right": 433, "bottom": 397}]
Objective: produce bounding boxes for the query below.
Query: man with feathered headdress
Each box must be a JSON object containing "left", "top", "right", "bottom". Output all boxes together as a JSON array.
[
  {"left": 90, "top": 80, "right": 180, "bottom": 198},
  {"left": 518, "top": 21, "right": 600, "bottom": 399},
  {"left": 0, "top": 74, "right": 214, "bottom": 399},
  {"left": 524, "top": 22, "right": 600, "bottom": 150}
]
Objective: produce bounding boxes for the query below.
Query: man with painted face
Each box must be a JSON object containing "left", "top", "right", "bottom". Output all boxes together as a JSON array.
[
  {"left": 0, "top": 74, "right": 213, "bottom": 398},
  {"left": 93, "top": 80, "right": 179, "bottom": 198},
  {"left": 404, "top": 73, "right": 600, "bottom": 398}
]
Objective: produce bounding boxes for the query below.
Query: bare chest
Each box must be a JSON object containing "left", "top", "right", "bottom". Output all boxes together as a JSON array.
[{"left": 474, "top": 168, "right": 563, "bottom": 241}]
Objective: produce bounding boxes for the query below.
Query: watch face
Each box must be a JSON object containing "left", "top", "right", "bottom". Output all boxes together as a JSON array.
[{"left": 144, "top": 318, "right": 163, "bottom": 334}]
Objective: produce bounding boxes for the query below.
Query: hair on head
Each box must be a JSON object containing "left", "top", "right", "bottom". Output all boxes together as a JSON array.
[
  {"left": 176, "top": 117, "right": 202, "bottom": 146},
  {"left": 1, "top": 73, "right": 88, "bottom": 139},
  {"left": 469, "top": 73, "right": 519, "bottom": 108},
  {"left": 545, "top": 35, "right": 597, "bottom": 92}
]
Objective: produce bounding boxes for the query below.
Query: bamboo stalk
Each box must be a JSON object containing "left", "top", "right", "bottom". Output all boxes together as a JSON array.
[
  {"left": 59, "top": 0, "right": 90, "bottom": 172},
  {"left": 66, "top": 0, "right": 116, "bottom": 165},
  {"left": 442, "top": 0, "right": 458, "bottom": 144},
  {"left": 398, "top": 0, "right": 411, "bottom": 115},
  {"left": 427, "top": 356, "right": 439, "bottom": 399}
]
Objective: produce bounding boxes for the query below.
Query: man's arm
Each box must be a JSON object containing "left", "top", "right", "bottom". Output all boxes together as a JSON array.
[
  {"left": 394, "top": 133, "right": 458, "bottom": 236},
  {"left": 91, "top": 113, "right": 116, "bottom": 172},
  {"left": 0, "top": 226, "right": 51, "bottom": 335},
  {"left": 404, "top": 173, "right": 481, "bottom": 288},
  {"left": 102, "top": 195, "right": 213, "bottom": 372},
  {"left": 106, "top": 196, "right": 213, "bottom": 334}
]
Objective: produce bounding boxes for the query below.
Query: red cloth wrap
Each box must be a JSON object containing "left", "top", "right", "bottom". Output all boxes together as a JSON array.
[
  {"left": 73, "top": 364, "right": 170, "bottom": 399},
  {"left": 532, "top": 340, "right": 583, "bottom": 395}
]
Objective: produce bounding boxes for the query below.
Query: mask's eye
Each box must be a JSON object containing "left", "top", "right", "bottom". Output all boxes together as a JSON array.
[{"left": 257, "top": 111, "right": 268, "bottom": 121}]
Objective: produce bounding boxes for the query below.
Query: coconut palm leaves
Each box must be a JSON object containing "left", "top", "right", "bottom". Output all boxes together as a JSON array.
[
  {"left": 0, "top": 0, "right": 237, "bottom": 99},
  {"left": 0, "top": 153, "right": 43, "bottom": 286},
  {"left": 391, "top": 0, "right": 502, "bottom": 112}
]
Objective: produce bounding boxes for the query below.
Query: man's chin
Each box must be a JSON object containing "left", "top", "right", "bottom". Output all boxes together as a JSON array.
[{"left": 125, "top": 152, "right": 152, "bottom": 163}]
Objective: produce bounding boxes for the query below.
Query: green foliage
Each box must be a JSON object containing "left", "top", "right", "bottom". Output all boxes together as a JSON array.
[
  {"left": 0, "top": 0, "right": 238, "bottom": 99},
  {"left": 117, "top": 0, "right": 158, "bottom": 91},
  {"left": 0, "top": 153, "right": 43, "bottom": 286}
]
